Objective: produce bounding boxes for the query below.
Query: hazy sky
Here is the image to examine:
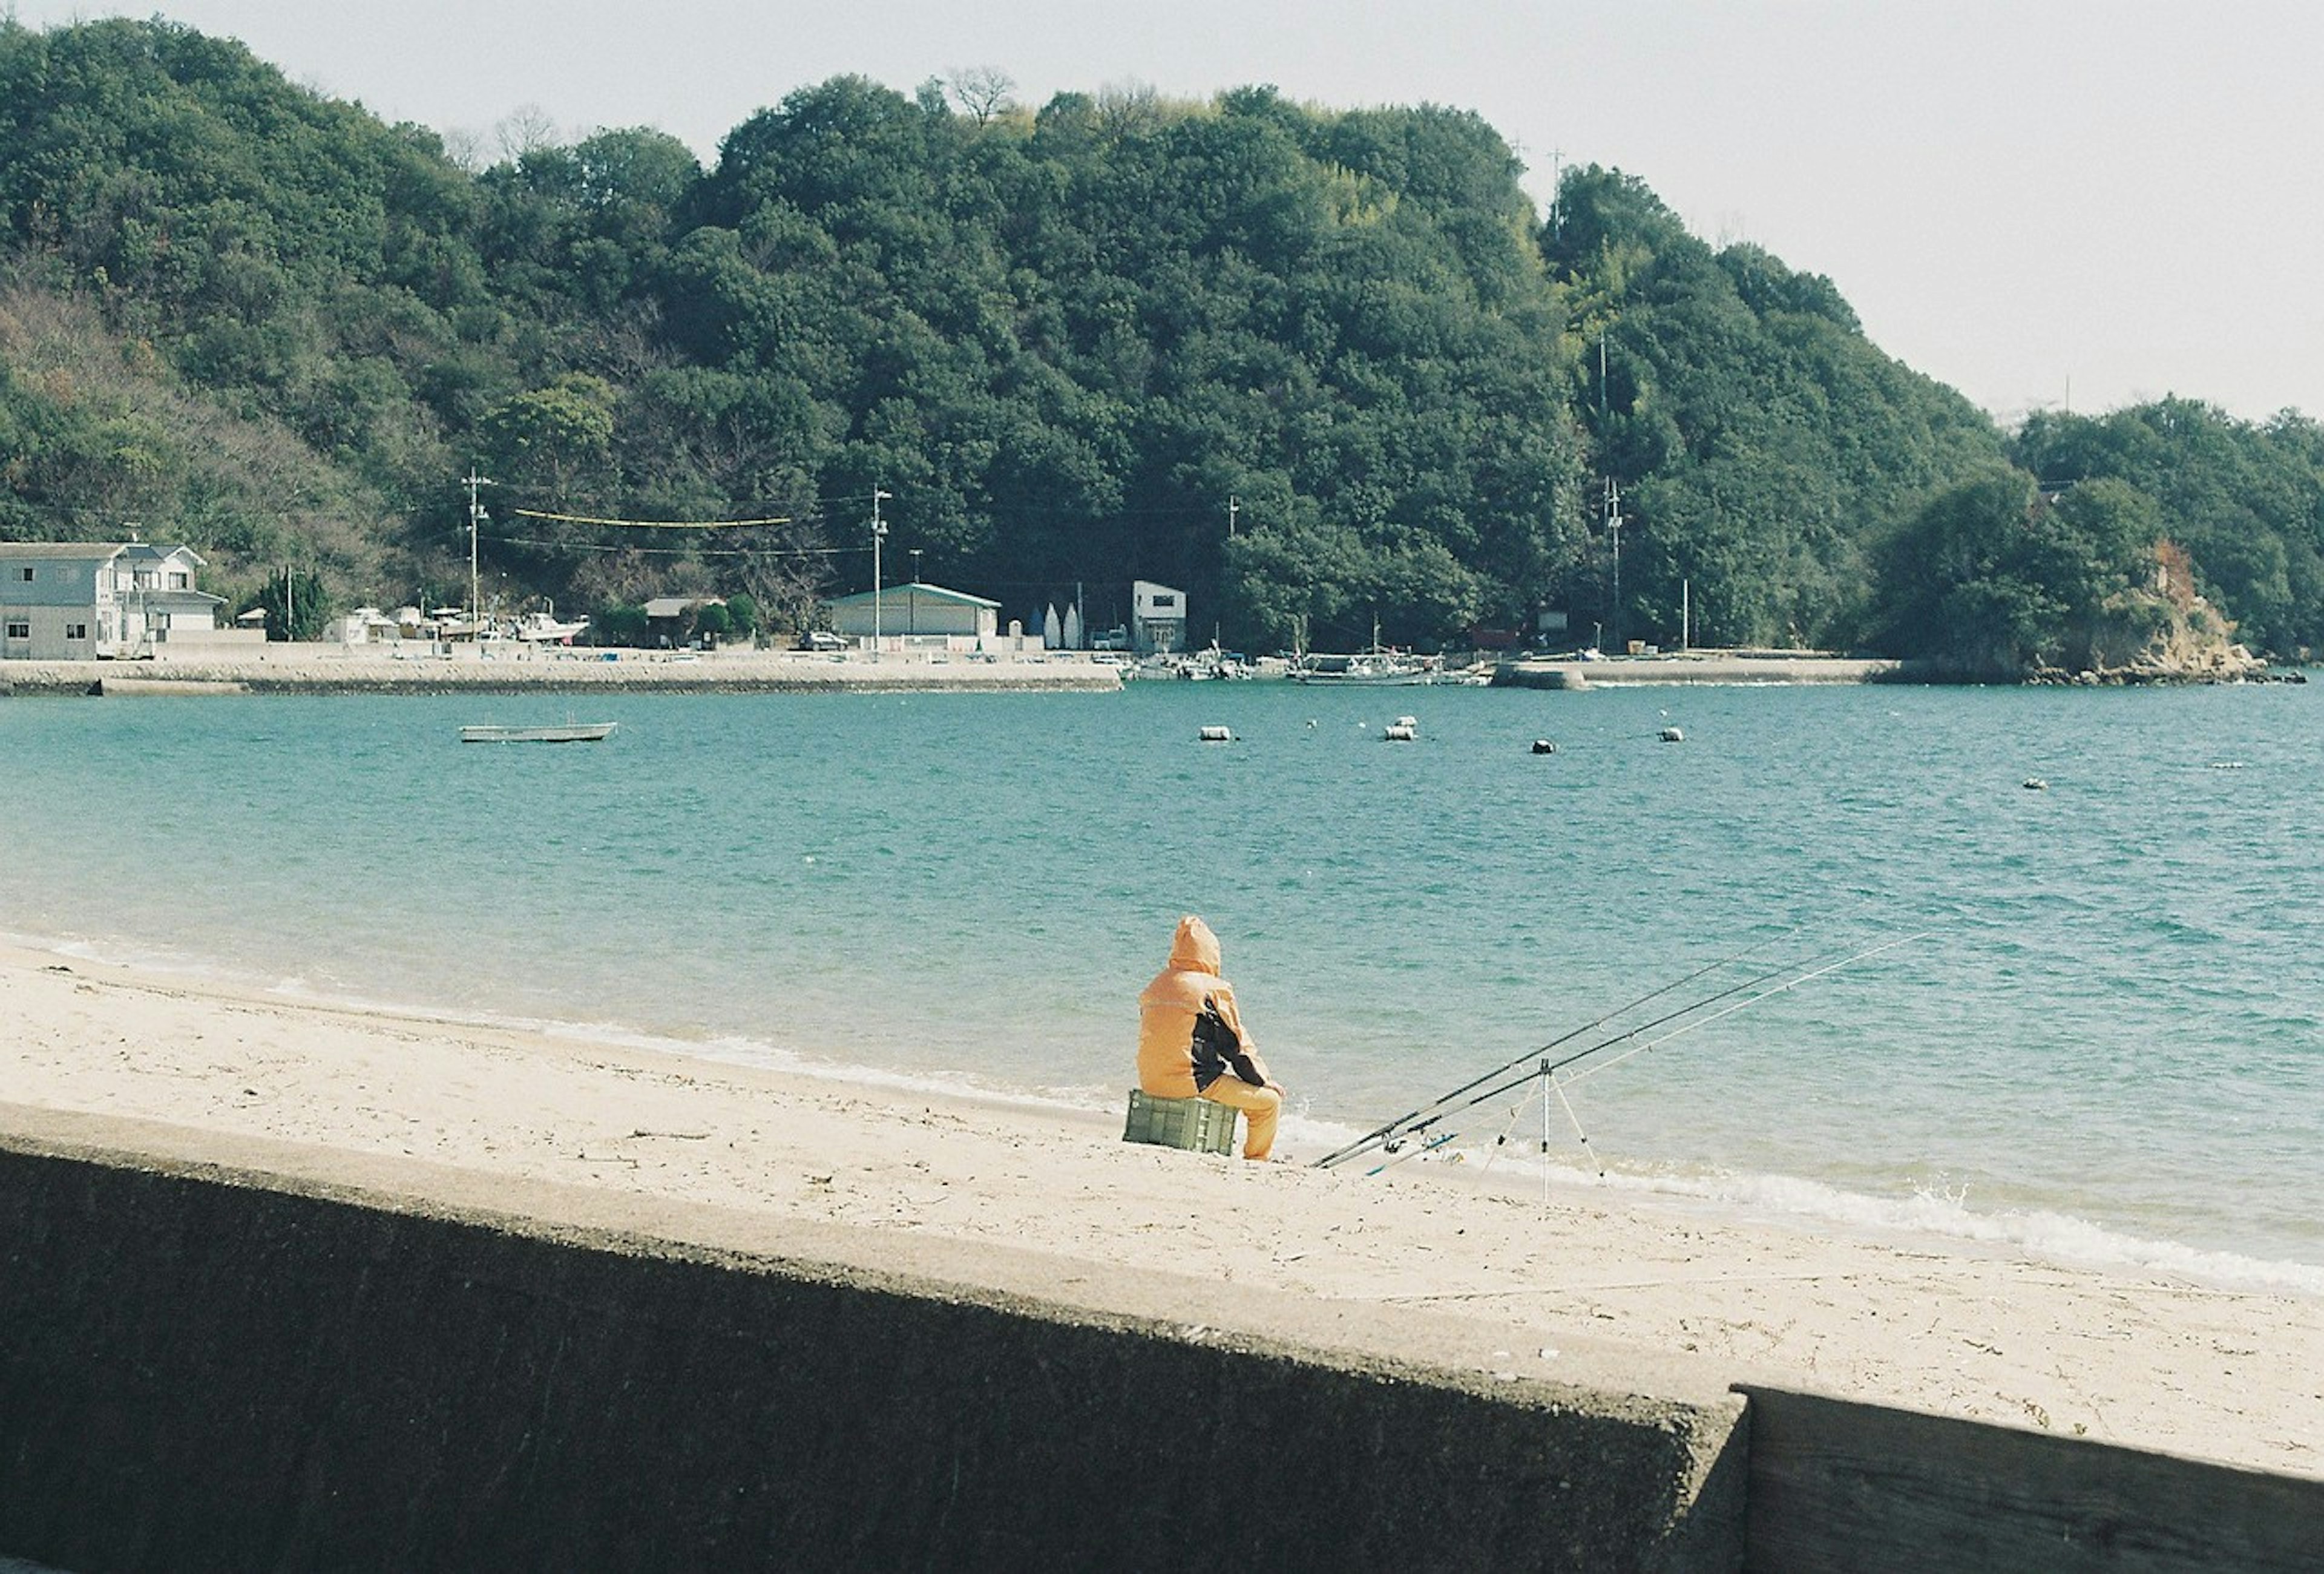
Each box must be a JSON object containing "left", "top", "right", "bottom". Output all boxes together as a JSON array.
[{"left": 15, "top": 0, "right": 2322, "bottom": 424}]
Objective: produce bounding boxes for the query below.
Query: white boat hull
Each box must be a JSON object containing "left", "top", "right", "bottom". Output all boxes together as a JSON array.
[{"left": 459, "top": 722, "right": 617, "bottom": 744}]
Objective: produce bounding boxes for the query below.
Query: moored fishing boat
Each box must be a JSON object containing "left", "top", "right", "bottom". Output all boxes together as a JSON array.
[
  {"left": 1292, "top": 648, "right": 1437, "bottom": 685},
  {"left": 1291, "top": 617, "right": 1438, "bottom": 684}
]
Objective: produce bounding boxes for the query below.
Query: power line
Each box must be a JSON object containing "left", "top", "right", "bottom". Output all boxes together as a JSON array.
[
  {"left": 510, "top": 507, "right": 796, "bottom": 529},
  {"left": 482, "top": 534, "right": 853, "bottom": 559}
]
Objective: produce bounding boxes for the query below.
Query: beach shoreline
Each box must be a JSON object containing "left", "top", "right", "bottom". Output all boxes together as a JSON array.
[{"left": 3, "top": 933, "right": 2318, "bottom": 1481}]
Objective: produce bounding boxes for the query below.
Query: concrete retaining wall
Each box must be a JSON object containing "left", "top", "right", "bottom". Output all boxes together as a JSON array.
[
  {"left": 0, "top": 1123, "right": 1743, "bottom": 1573},
  {"left": 1739, "top": 1385, "right": 2324, "bottom": 1573}
]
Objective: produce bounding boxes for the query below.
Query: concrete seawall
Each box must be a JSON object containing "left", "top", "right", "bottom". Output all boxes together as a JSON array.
[
  {"left": 1495, "top": 655, "right": 1907, "bottom": 687},
  {"left": 0, "top": 1112, "right": 1744, "bottom": 1573},
  {"left": 2, "top": 1111, "right": 2319, "bottom": 1572},
  {"left": 0, "top": 653, "right": 1121, "bottom": 696}
]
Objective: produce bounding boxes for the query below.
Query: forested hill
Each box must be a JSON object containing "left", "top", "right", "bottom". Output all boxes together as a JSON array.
[{"left": 4, "top": 19, "right": 2319, "bottom": 662}]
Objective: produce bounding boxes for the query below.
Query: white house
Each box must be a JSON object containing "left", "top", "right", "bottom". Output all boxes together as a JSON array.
[
  {"left": 1132, "top": 580, "right": 1186, "bottom": 654},
  {"left": 826, "top": 582, "right": 1001, "bottom": 641},
  {"left": 0, "top": 542, "right": 227, "bottom": 660}
]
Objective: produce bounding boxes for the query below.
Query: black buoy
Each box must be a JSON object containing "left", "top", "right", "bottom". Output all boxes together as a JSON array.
[{"left": 1531, "top": 738, "right": 1558, "bottom": 755}]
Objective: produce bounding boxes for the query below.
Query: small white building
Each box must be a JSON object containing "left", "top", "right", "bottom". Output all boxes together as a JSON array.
[
  {"left": 826, "top": 582, "right": 1000, "bottom": 641},
  {"left": 0, "top": 541, "right": 226, "bottom": 659},
  {"left": 324, "top": 606, "right": 404, "bottom": 646},
  {"left": 1132, "top": 580, "right": 1186, "bottom": 654}
]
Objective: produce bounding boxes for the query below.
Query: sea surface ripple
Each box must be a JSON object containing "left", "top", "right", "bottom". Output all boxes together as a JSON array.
[{"left": 3, "top": 678, "right": 2317, "bottom": 1287}]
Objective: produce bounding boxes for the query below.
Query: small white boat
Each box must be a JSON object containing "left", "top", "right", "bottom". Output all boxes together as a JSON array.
[
  {"left": 513, "top": 608, "right": 590, "bottom": 643},
  {"left": 459, "top": 721, "right": 617, "bottom": 744}
]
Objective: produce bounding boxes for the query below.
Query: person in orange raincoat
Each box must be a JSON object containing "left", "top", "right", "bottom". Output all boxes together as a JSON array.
[{"left": 1137, "top": 915, "right": 1284, "bottom": 1160}]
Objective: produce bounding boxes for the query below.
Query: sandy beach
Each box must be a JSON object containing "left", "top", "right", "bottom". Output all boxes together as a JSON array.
[{"left": 4, "top": 936, "right": 2319, "bottom": 1482}]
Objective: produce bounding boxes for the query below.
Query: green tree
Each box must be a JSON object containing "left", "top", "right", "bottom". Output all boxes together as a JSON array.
[
  {"left": 484, "top": 373, "right": 617, "bottom": 502},
  {"left": 251, "top": 564, "right": 331, "bottom": 641},
  {"left": 1869, "top": 471, "right": 2172, "bottom": 673}
]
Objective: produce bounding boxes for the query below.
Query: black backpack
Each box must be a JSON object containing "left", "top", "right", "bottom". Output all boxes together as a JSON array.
[{"left": 1190, "top": 994, "right": 1262, "bottom": 1089}]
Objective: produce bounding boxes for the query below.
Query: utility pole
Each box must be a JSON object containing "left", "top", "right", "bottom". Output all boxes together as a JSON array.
[
  {"left": 1227, "top": 495, "right": 1238, "bottom": 537},
  {"left": 462, "top": 467, "right": 493, "bottom": 636},
  {"left": 870, "top": 488, "right": 891, "bottom": 650},
  {"left": 1604, "top": 477, "right": 1624, "bottom": 654}
]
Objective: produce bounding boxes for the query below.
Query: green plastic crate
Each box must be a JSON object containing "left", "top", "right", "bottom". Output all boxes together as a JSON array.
[{"left": 1123, "top": 1088, "right": 1238, "bottom": 1155}]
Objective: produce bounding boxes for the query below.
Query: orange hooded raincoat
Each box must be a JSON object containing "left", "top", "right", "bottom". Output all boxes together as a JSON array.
[{"left": 1137, "top": 915, "right": 1282, "bottom": 1159}]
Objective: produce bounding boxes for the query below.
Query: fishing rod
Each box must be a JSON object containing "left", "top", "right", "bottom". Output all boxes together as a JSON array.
[
  {"left": 1329, "top": 929, "right": 1931, "bottom": 1175},
  {"left": 1556, "top": 930, "right": 1932, "bottom": 1094},
  {"left": 1413, "top": 931, "right": 1937, "bottom": 1182},
  {"left": 1393, "top": 929, "right": 1932, "bottom": 1170},
  {"left": 1402, "top": 930, "right": 1930, "bottom": 1143},
  {"left": 1308, "top": 928, "right": 1799, "bottom": 1170},
  {"left": 1319, "top": 939, "right": 1817, "bottom": 1172},
  {"left": 1313, "top": 928, "right": 1868, "bottom": 1172}
]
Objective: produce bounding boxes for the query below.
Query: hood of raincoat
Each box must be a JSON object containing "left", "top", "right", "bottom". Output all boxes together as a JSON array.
[{"left": 1167, "top": 914, "right": 1221, "bottom": 975}]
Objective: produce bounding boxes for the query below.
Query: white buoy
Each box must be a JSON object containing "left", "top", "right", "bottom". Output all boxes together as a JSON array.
[
  {"left": 1198, "top": 725, "right": 1233, "bottom": 743},
  {"left": 1659, "top": 725, "right": 1684, "bottom": 743}
]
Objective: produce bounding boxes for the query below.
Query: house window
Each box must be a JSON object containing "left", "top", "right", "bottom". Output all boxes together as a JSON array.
[
  {"left": 15, "top": 567, "right": 30, "bottom": 582},
  {"left": 5, "top": 621, "right": 27, "bottom": 640},
  {"left": 169, "top": 572, "right": 189, "bottom": 589},
  {"left": 65, "top": 623, "right": 87, "bottom": 640},
  {"left": 1152, "top": 594, "right": 1178, "bottom": 609}
]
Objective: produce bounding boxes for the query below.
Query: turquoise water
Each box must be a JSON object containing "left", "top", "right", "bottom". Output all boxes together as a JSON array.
[{"left": 4, "top": 679, "right": 2319, "bottom": 1287}]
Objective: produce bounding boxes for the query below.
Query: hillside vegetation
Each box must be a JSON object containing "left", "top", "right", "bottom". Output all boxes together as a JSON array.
[{"left": 2, "top": 18, "right": 2319, "bottom": 664}]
